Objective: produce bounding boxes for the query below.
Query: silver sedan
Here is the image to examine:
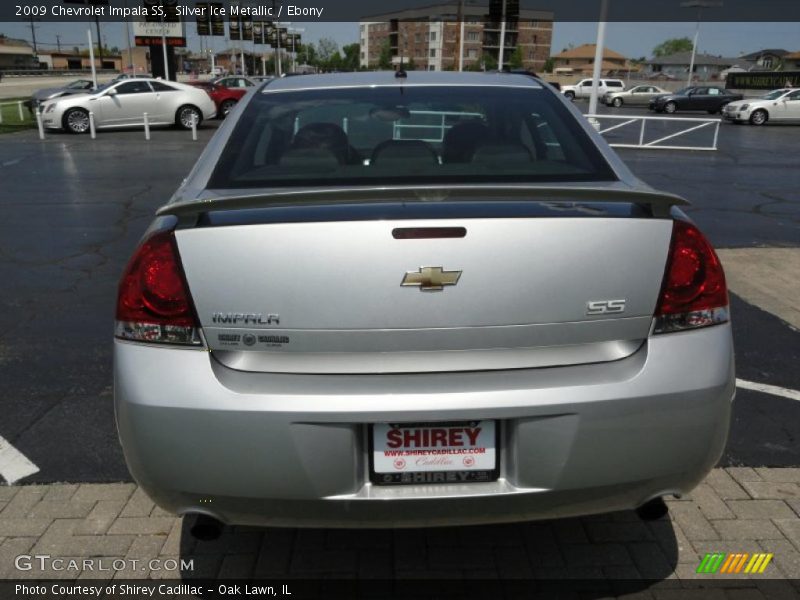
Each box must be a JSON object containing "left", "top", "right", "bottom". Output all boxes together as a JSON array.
[
  {"left": 114, "top": 71, "right": 733, "bottom": 528},
  {"left": 605, "top": 84, "right": 670, "bottom": 108},
  {"left": 41, "top": 78, "right": 217, "bottom": 134}
]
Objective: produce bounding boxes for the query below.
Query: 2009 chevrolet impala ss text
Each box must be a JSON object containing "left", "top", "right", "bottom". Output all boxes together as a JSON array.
[{"left": 114, "top": 71, "right": 734, "bottom": 528}]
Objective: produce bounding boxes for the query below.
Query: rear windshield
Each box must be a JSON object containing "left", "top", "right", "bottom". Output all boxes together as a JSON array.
[{"left": 208, "top": 85, "right": 617, "bottom": 189}]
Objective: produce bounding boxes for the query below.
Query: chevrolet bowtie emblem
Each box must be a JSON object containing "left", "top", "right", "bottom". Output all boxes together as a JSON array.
[{"left": 401, "top": 267, "right": 462, "bottom": 291}]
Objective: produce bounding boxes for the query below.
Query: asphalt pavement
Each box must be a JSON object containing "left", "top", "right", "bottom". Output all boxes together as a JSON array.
[{"left": 0, "top": 110, "right": 798, "bottom": 485}]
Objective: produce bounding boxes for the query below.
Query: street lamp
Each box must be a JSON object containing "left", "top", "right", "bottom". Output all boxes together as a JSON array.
[{"left": 680, "top": 0, "right": 724, "bottom": 87}]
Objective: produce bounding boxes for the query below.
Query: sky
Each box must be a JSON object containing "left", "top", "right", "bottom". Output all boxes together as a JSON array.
[{"left": 1, "top": 21, "right": 798, "bottom": 59}]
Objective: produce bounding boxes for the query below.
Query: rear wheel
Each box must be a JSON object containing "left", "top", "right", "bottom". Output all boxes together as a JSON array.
[
  {"left": 749, "top": 109, "right": 768, "bottom": 126},
  {"left": 612, "top": 97, "right": 623, "bottom": 108},
  {"left": 664, "top": 101, "right": 677, "bottom": 114},
  {"left": 176, "top": 105, "right": 202, "bottom": 130},
  {"left": 219, "top": 99, "right": 237, "bottom": 118},
  {"left": 63, "top": 108, "right": 90, "bottom": 134}
]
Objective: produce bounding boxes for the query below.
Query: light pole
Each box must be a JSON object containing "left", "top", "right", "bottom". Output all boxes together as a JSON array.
[
  {"left": 288, "top": 27, "right": 305, "bottom": 72},
  {"left": 680, "top": 0, "right": 723, "bottom": 87},
  {"left": 587, "top": 0, "right": 609, "bottom": 119}
]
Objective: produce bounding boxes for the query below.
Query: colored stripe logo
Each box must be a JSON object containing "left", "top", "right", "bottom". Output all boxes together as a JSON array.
[{"left": 696, "top": 552, "right": 773, "bottom": 574}]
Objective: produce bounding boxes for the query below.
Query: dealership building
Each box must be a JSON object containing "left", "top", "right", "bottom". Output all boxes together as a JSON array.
[{"left": 359, "top": 1, "right": 553, "bottom": 72}]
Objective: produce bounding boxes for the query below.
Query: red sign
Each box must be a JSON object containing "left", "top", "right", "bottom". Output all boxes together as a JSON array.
[{"left": 135, "top": 37, "right": 187, "bottom": 47}]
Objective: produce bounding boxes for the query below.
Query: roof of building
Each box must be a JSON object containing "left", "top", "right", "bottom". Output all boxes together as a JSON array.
[
  {"left": 553, "top": 44, "right": 626, "bottom": 61},
  {"left": 646, "top": 52, "right": 740, "bottom": 66},
  {"left": 739, "top": 49, "right": 789, "bottom": 60},
  {"left": 784, "top": 51, "right": 800, "bottom": 60},
  {"left": 0, "top": 36, "right": 34, "bottom": 56},
  {"left": 361, "top": 2, "right": 553, "bottom": 22},
  {"left": 262, "top": 70, "right": 544, "bottom": 93}
]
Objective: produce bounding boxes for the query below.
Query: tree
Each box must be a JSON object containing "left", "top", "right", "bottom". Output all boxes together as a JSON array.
[
  {"left": 407, "top": 57, "right": 417, "bottom": 71},
  {"left": 652, "top": 37, "right": 694, "bottom": 58},
  {"left": 543, "top": 57, "right": 555, "bottom": 73},
  {"left": 508, "top": 46, "right": 524, "bottom": 69},
  {"left": 296, "top": 43, "right": 317, "bottom": 67},
  {"left": 480, "top": 52, "right": 498, "bottom": 71},
  {"left": 316, "top": 38, "right": 340, "bottom": 65},
  {"left": 378, "top": 40, "right": 392, "bottom": 70},
  {"left": 341, "top": 43, "right": 360, "bottom": 71}
]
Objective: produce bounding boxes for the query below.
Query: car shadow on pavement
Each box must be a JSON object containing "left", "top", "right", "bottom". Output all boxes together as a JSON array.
[{"left": 177, "top": 510, "right": 678, "bottom": 596}]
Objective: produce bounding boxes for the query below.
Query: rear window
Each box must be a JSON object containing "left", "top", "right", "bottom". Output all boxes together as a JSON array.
[{"left": 208, "top": 85, "right": 616, "bottom": 189}]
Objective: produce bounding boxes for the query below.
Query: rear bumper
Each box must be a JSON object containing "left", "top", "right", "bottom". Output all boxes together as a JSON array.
[{"left": 114, "top": 323, "right": 734, "bottom": 528}]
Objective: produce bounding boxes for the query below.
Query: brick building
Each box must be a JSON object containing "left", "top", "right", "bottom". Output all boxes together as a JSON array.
[{"left": 359, "top": 2, "right": 553, "bottom": 72}]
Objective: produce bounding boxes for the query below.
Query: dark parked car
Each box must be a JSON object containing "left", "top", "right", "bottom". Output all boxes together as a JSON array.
[{"left": 649, "top": 86, "right": 743, "bottom": 114}]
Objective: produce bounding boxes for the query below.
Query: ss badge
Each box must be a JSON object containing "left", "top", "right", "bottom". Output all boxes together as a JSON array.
[{"left": 586, "top": 299, "right": 626, "bottom": 315}]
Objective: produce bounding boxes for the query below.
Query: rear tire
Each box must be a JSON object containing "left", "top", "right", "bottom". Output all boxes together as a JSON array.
[
  {"left": 219, "top": 99, "right": 237, "bottom": 118},
  {"left": 664, "top": 102, "right": 677, "bottom": 114},
  {"left": 749, "top": 109, "right": 768, "bottom": 126},
  {"left": 176, "top": 105, "right": 202, "bottom": 130},
  {"left": 63, "top": 108, "right": 90, "bottom": 134}
]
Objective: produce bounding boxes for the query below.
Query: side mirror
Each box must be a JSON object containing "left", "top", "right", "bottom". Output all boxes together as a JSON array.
[{"left": 106, "top": 88, "right": 118, "bottom": 96}]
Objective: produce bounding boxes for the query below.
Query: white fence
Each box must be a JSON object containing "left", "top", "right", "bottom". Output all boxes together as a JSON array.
[{"left": 586, "top": 114, "right": 721, "bottom": 151}]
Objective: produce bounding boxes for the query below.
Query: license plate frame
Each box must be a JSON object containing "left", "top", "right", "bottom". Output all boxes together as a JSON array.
[{"left": 369, "top": 420, "right": 499, "bottom": 486}]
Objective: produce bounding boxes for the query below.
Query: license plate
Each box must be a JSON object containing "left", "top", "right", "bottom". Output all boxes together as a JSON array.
[{"left": 370, "top": 420, "right": 498, "bottom": 485}]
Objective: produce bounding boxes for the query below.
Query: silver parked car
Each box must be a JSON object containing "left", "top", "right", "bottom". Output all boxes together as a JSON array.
[
  {"left": 41, "top": 78, "right": 217, "bottom": 134},
  {"left": 604, "top": 84, "right": 670, "bottom": 108},
  {"left": 115, "top": 72, "right": 734, "bottom": 528}
]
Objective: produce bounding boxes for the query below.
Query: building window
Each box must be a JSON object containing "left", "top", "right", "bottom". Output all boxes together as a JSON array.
[
  {"left": 466, "top": 31, "right": 479, "bottom": 42},
  {"left": 360, "top": 24, "right": 365, "bottom": 32},
  {"left": 430, "top": 31, "right": 437, "bottom": 42},
  {"left": 430, "top": 48, "right": 436, "bottom": 58},
  {"left": 762, "top": 57, "right": 773, "bottom": 68},
  {"left": 415, "top": 33, "right": 421, "bottom": 44},
  {"left": 467, "top": 48, "right": 478, "bottom": 59},
  {"left": 428, "top": 64, "right": 435, "bottom": 71},
  {"left": 533, "top": 35, "right": 538, "bottom": 44}
]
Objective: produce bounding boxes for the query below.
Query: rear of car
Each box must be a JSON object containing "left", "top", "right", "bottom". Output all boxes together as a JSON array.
[{"left": 114, "top": 72, "right": 734, "bottom": 528}]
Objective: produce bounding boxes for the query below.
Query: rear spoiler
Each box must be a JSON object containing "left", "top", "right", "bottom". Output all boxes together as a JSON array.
[{"left": 158, "top": 185, "right": 689, "bottom": 220}]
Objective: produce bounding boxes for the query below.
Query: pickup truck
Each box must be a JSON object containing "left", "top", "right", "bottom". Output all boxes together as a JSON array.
[{"left": 561, "top": 78, "right": 625, "bottom": 100}]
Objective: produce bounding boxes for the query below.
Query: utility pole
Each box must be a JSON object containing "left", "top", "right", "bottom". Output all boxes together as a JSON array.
[
  {"left": 95, "top": 17, "right": 103, "bottom": 65},
  {"left": 56, "top": 35, "right": 61, "bottom": 53},
  {"left": 29, "top": 17, "right": 38, "bottom": 54},
  {"left": 124, "top": 0, "right": 133, "bottom": 72}
]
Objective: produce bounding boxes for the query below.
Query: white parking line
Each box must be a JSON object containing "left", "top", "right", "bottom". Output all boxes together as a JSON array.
[
  {"left": 0, "top": 434, "right": 39, "bottom": 485},
  {"left": 737, "top": 378, "right": 800, "bottom": 402}
]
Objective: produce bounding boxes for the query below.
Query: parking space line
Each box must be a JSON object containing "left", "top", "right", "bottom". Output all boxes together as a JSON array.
[
  {"left": 0, "top": 434, "right": 39, "bottom": 484},
  {"left": 737, "top": 378, "right": 800, "bottom": 402}
]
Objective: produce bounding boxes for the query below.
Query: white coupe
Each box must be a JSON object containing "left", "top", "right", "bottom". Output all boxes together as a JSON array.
[{"left": 41, "top": 78, "right": 217, "bottom": 134}]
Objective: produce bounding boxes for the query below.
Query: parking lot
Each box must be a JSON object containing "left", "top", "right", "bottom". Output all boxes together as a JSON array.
[{"left": 1, "top": 104, "right": 799, "bottom": 591}]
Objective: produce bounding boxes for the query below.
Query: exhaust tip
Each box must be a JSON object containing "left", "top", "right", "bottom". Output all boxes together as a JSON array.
[
  {"left": 636, "top": 497, "right": 669, "bottom": 521},
  {"left": 189, "top": 514, "right": 224, "bottom": 541}
]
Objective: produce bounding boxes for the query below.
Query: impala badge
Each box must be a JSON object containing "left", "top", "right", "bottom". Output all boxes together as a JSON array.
[{"left": 401, "top": 267, "right": 462, "bottom": 292}]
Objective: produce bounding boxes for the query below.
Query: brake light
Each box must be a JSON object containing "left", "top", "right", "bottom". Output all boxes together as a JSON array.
[
  {"left": 115, "top": 231, "right": 202, "bottom": 345},
  {"left": 653, "top": 220, "right": 728, "bottom": 334}
]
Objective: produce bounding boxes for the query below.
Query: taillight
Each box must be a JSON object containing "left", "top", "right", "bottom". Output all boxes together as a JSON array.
[
  {"left": 115, "top": 230, "right": 203, "bottom": 346},
  {"left": 653, "top": 219, "right": 729, "bottom": 334}
]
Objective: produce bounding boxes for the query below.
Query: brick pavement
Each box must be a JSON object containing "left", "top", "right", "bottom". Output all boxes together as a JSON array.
[{"left": 0, "top": 469, "right": 799, "bottom": 597}]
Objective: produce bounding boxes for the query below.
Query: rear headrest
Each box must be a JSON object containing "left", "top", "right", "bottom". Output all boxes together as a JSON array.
[{"left": 442, "top": 121, "right": 490, "bottom": 163}]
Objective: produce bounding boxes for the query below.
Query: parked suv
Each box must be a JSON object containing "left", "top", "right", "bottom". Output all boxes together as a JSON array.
[{"left": 562, "top": 78, "right": 625, "bottom": 100}]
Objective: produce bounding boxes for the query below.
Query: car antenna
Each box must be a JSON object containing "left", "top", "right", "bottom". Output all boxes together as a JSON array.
[{"left": 395, "top": 56, "right": 407, "bottom": 79}]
